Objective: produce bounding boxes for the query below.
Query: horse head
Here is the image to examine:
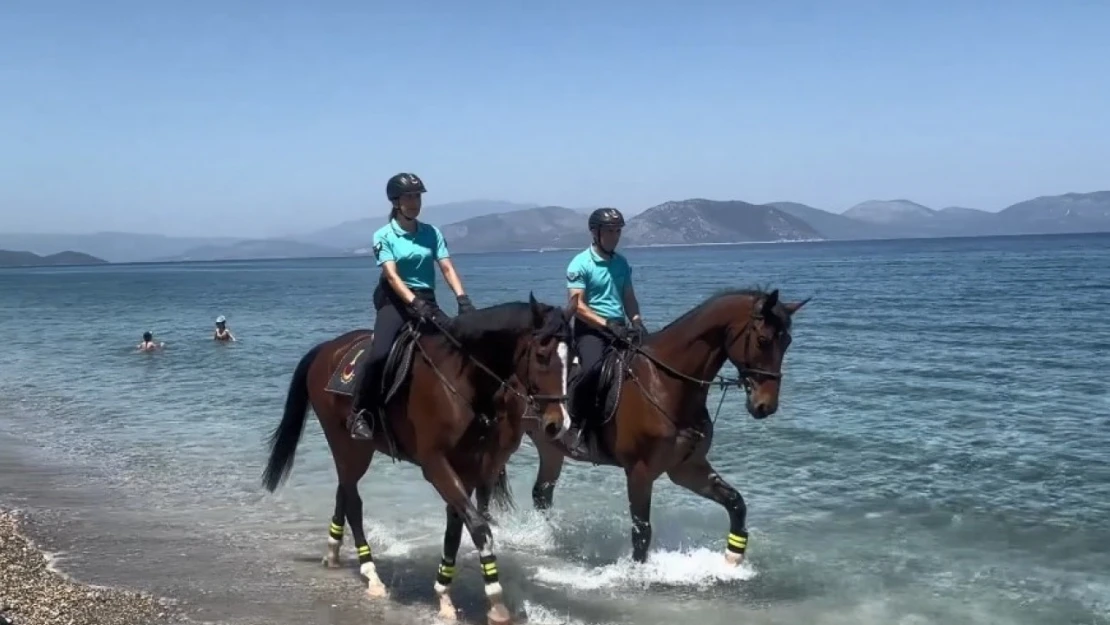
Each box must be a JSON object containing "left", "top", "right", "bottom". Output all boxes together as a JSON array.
[{"left": 717, "top": 289, "right": 808, "bottom": 419}]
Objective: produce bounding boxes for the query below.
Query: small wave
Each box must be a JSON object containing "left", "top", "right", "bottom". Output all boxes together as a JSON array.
[
  {"left": 520, "top": 600, "right": 617, "bottom": 625},
  {"left": 532, "top": 547, "right": 757, "bottom": 591}
]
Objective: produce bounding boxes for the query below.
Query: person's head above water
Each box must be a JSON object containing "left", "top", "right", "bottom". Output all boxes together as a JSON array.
[
  {"left": 215, "top": 315, "right": 226, "bottom": 326},
  {"left": 142, "top": 331, "right": 153, "bottom": 342}
]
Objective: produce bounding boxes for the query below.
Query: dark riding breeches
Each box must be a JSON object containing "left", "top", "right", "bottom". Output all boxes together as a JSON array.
[{"left": 356, "top": 283, "right": 436, "bottom": 411}]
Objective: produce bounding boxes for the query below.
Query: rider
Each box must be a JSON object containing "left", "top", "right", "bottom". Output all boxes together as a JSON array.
[
  {"left": 565, "top": 208, "right": 646, "bottom": 417},
  {"left": 347, "top": 172, "right": 477, "bottom": 440}
]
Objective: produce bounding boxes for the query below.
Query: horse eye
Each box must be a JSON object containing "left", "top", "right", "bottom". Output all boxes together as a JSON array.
[{"left": 757, "top": 336, "right": 772, "bottom": 349}]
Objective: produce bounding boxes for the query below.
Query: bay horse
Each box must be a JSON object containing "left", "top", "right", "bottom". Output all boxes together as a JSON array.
[
  {"left": 478, "top": 288, "right": 807, "bottom": 567},
  {"left": 262, "top": 294, "right": 575, "bottom": 625}
]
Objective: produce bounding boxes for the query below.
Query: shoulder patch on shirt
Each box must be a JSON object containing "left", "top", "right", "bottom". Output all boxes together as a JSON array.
[
  {"left": 567, "top": 270, "right": 581, "bottom": 282},
  {"left": 372, "top": 241, "right": 383, "bottom": 260}
]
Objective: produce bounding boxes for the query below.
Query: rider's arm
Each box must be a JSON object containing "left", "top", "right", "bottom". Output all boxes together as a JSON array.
[
  {"left": 432, "top": 227, "right": 467, "bottom": 298},
  {"left": 568, "top": 287, "right": 609, "bottom": 328},
  {"left": 566, "top": 260, "right": 609, "bottom": 329},
  {"left": 623, "top": 281, "right": 642, "bottom": 325},
  {"left": 375, "top": 234, "right": 419, "bottom": 305}
]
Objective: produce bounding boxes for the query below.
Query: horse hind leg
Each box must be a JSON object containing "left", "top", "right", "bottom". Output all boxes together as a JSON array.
[
  {"left": 667, "top": 458, "right": 749, "bottom": 567},
  {"left": 323, "top": 484, "right": 345, "bottom": 568}
]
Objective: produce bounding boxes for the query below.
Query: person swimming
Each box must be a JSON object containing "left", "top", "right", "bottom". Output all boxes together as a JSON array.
[
  {"left": 213, "top": 315, "right": 236, "bottom": 342},
  {"left": 137, "top": 331, "right": 164, "bottom": 352}
]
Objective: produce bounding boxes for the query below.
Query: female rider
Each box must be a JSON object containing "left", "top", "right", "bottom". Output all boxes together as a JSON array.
[{"left": 348, "top": 172, "right": 476, "bottom": 440}]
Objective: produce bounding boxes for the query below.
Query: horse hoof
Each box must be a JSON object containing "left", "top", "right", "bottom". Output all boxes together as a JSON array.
[
  {"left": 486, "top": 604, "right": 512, "bottom": 625},
  {"left": 437, "top": 599, "right": 458, "bottom": 621},
  {"left": 724, "top": 552, "right": 744, "bottom": 567},
  {"left": 321, "top": 556, "right": 341, "bottom": 569},
  {"left": 366, "top": 582, "right": 389, "bottom": 599}
]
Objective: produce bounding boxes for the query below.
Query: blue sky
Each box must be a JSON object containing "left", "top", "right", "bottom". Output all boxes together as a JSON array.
[{"left": 1, "top": 1, "right": 1107, "bottom": 237}]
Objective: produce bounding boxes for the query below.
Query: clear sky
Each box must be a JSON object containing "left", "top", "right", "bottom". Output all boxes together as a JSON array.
[{"left": 1, "top": 1, "right": 1108, "bottom": 237}]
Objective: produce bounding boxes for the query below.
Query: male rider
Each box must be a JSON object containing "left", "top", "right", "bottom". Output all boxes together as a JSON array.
[{"left": 565, "top": 208, "right": 646, "bottom": 420}]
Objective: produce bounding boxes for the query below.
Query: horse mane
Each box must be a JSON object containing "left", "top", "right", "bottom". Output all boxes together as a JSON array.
[
  {"left": 446, "top": 300, "right": 546, "bottom": 344},
  {"left": 655, "top": 285, "right": 781, "bottom": 334}
]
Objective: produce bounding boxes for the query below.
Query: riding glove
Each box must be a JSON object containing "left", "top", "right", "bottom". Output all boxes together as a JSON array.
[{"left": 456, "top": 294, "right": 476, "bottom": 315}]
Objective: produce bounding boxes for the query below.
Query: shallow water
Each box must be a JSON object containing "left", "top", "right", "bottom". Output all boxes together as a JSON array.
[{"left": 2, "top": 234, "right": 1109, "bottom": 625}]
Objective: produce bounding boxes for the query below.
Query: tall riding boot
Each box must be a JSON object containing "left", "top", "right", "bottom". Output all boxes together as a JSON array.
[{"left": 347, "top": 370, "right": 376, "bottom": 441}]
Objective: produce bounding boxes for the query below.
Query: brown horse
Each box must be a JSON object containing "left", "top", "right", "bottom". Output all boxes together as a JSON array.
[
  {"left": 262, "top": 294, "right": 575, "bottom": 625},
  {"left": 478, "top": 288, "right": 807, "bottom": 567}
]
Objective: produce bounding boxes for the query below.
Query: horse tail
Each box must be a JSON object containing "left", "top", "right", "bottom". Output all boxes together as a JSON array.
[
  {"left": 262, "top": 342, "right": 323, "bottom": 493},
  {"left": 488, "top": 466, "right": 516, "bottom": 514}
]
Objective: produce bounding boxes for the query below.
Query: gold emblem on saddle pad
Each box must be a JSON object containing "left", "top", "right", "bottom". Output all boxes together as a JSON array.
[{"left": 340, "top": 349, "right": 365, "bottom": 384}]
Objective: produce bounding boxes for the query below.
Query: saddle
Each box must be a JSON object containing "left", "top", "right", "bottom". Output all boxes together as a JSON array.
[
  {"left": 569, "top": 344, "right": 628, "bottom": 428},
  {"left": 325, "top": 323, "right": 421, "bottom": 407}
]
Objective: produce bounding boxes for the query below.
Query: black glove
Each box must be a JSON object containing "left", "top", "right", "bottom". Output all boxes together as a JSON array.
[
  {"left": 606, "top": 319, "right": 630, "bottom": 343},
  {"left": 456, "top": 294, "right": 476, "bottom": 315},
  {"left": 410, "top": 298, "right": 434, "bottom": 321}
]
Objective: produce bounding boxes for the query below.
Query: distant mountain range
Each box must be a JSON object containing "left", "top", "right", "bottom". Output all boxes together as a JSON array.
[
  {"left": 2, "top": 191, "right": 1108, "bottom": 262},
  {"left": 0, "top": 249, "right": 108, "bottom": 267}
]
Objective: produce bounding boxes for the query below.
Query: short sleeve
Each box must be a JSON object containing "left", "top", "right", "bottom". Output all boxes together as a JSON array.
[
  {"left": 373, "top": 232, "right": 395, "bottom": 266},
  {"left": 433, "top": 227, "right": 450, "bottom": 260},
  {"left": 566, "top": 258, "right": 586, "bottom": 289}
]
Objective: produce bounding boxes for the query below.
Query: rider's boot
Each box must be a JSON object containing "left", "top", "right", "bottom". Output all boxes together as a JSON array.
[{"left": 347, "top": 375, "right": 375, "bottom": 441}]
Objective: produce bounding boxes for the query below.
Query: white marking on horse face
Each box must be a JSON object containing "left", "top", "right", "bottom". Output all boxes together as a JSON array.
[{"left": 556, "top": 341, "right": 572, "bottom": 436}]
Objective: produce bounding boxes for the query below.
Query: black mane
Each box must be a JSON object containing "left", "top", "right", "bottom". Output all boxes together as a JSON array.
[{"left": 446, "top": 299, "right": 563, "bottom": 345}]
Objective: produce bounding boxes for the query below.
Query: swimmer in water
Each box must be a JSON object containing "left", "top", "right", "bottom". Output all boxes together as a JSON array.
[
  {"left": 137, "top": 331, "right": 164, "bottom": 352},
  {"left": 213, "top": 315, "right": 236, "bottom": 342}
]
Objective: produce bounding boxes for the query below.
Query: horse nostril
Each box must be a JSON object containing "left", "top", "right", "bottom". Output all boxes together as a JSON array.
[{"left": 544, "top": 421, "right": 561, "bottom": 438}]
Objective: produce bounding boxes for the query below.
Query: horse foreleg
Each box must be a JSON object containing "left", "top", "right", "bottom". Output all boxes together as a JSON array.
[
  {"left": 422, "top": 455, "right": 512, "bottom": 625},
  {"left": 475, "top": 485, "right": 495, "bottom": 525},
  {"left": 323, "top": 484, "right": 345, "bottom": 568},
  {"left": 433, "top": 505, "right": 466, "bottom": 621},
  {"left": 667, "top": 458, "right": 748, "bottom": 566},
  {"left": 531, "top": 434, "right": 566, "bottom": 511},
  {"left": 625, "top": 464, "right": 656, "bottom": 564}
]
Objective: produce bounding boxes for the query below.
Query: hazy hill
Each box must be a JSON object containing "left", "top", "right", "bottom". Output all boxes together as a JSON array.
[
  {"left": 296, "top": 200, "right": 539, "bottom": 251},
  {"left": 0, "top": 249, "right": 108, "bottom": 267},
  {"left": 995, "top": 191, "right": 1110, "bottom": 234},
  {"left": 439, "top": 206, "right": 585, "bottom": 253},
  {"left": 0, "top": 232, "right": 243, "bottom": 264},
  {"left": 765, "top": 201, "right": 887, "bottom": 240},
  {"left": 151, "top": 239, "right": 347, "bottom": 262},
  {"left": 5, "top": 191, "right": 1109, "bottom": 262},
  {"left": 621, "top": 199, "right": 822, "bottom": 245}
]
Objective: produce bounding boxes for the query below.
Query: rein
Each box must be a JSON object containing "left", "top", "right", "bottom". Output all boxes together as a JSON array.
[
  {"left": 413, "top": 317, "right": 568, "bottom": 419},
  {"left": 617, "top": 317, "right": 783, "bottom": 424}
]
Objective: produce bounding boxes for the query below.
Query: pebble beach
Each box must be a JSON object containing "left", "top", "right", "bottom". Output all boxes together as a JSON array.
[{"left": 0, "top": 510, "right": 178, "bottom": 625}]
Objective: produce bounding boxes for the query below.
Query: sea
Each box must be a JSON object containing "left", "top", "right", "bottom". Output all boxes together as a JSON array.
[{"left": 1, "top": 233, "right": 1108, "bottom": 625}]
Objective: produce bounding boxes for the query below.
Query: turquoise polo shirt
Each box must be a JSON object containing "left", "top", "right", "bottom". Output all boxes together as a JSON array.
[
  {"left": 372, "top": 219, "right": 450, "bottom": 290},
  {"left": 565, "top": 246, "right": 632, "bottom": 322}
]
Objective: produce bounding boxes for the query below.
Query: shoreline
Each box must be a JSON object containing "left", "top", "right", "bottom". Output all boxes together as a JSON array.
[{"left": 0, "top": 509, "right": 180, "bottom": 625}]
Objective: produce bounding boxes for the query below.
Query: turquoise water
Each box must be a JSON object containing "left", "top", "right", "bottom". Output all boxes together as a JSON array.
[{"left": 1, "top": 234, "right": 1109, "bottom": 625}]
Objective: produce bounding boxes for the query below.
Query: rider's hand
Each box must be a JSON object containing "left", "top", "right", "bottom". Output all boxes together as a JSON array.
[
  {"left": 456, "top": 294, "right": 476, "bottom": 315},
  {"left": 606, "top": 319, "right": 630, "bottom": 342},
  {"left": 630, "top": 318, "right": 648, "bottom": 338},
  {"left": 410, "top": 298, "right": 434, "bottom": 321}
]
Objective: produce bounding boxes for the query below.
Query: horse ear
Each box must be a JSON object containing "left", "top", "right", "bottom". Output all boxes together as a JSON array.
[
  {"left": 784, "top": 296, "right": 811, "bottom": 315},
  {"left": 529, "top": 291, "right": 544, "bottom": 328},
  {"left": 761, "top": 289, "right": 780, "bottom": 314}
]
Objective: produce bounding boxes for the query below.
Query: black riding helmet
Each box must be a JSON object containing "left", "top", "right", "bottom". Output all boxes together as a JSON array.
[
  {"left": 588, "top": 207, "right": 625, "bottom": 231},
  {"left": 142, "top": 331, "right": 153, "bottom": 342},
  {"left": 386, "top": 173, "right": 427, "bottom": 202}
]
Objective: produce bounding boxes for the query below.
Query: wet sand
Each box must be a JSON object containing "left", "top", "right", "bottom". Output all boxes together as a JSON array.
[
  {"left": 0, "top": 509, "right": 178, "bottom": 625},
  {"left": 0, "top": 429, "right": 537, "bottom": 625}
]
